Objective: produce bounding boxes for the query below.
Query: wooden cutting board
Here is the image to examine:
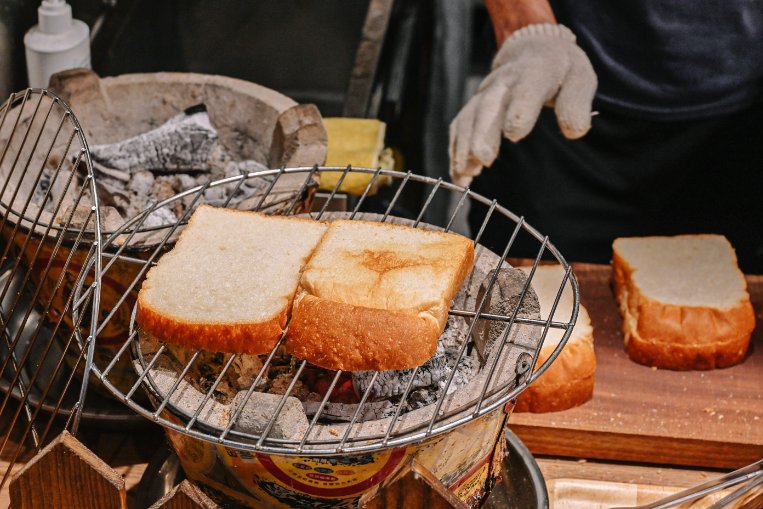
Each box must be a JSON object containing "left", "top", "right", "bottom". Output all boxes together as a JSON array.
[
  {"left": 546, "top": 478, "right": 763, "bottom": 509},
  {"left": 508, "top": 263, "right": 763, "bottom": 469}
]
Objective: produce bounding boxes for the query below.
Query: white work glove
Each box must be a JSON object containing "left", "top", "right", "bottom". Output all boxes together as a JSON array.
[{"left": 449, "top": 23, "right": 597, "bottom": 187}]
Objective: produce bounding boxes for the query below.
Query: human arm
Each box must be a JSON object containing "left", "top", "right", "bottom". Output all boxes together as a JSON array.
[
  {"left": 449, "top": 0, "right": 597, "bottom": 187},
  {"left": 484, "top": 0, "right": 556, "bottom": 44}
]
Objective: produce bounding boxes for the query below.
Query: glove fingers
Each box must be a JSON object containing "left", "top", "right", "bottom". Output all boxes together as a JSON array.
[
  {"left": 471, "top": 83, "right": 512, "bottom": 165},
  {"left": 555, "top": 48, "right": 597, "bottom": 139},
  {"left": 502, "top": 68, "right": 559, "bottom": 142},
  {"left": 449, "top": 97, "right": 481, "bottom": 184},
  {"left": 451, "top": 157, "right": 483, "bottom": 188}
]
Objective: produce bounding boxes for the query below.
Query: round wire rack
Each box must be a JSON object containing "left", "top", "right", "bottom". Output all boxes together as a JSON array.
[
  {"left": 0, "top": 89, "right": 103, "bottom": 488},
  {"left": 76, "top": 165, "right": 579, "bottom": 455}
]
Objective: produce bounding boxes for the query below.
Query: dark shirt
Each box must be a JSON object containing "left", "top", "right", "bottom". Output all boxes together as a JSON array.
[{"left": 550, "top": 0, "right": 763, "bottom": 120}]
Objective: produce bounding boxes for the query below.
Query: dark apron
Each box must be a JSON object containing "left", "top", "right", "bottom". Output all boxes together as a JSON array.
[{"left": 469, "top": 101, "right": 763, "bottom": 274}]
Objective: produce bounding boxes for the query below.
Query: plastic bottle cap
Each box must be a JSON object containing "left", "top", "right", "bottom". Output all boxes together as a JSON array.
[
  {"left": 38, "top": 0, "right": 73, "bottom": 35},
  {"left": 24, "top": 0, "right": 91, "bottom": 87}
]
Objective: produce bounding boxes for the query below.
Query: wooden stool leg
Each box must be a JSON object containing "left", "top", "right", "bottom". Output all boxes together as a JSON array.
[
  {"left": 8, "top": 431, "right": 127, "bottom": 509},
  {"left": 149, "top": 479, "right": 221, "bottom": 509},
  {"left": 358, "top": 459, "right": 469, "bottom": 509}
]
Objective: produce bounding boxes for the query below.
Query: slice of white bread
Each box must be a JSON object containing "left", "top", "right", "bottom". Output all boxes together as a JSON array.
[
  {"left": 514, "top": 265, "right": 596, "bottom": 413},
  {"left": 136, "top": 205, "right": 328, "bottom": 354},
  {"left": 287, "top": 220, "right": 474, "bottom": 371},
  {"left": 612, "top": 234, "right": 755, "bottom": 370}
]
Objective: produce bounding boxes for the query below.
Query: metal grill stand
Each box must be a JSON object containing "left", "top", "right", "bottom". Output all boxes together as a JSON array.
[
  {"left": 76, "top": 166, "right": 579, "bottom": 507},
  {"left": 0, "top": 89, "right": 102, "bottom": 491}
]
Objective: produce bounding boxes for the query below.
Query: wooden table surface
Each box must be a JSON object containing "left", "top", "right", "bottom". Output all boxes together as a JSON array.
[{"left": 509, "top": 262, "right": 763, "bottom": 470}]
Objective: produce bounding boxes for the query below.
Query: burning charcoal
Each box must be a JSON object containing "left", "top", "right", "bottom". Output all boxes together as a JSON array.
[
  {"left": 140, "top": 356, "right": 230, "bottom": 429},
  {"left": 93, "top": 178, "right": 130, "bottom": 211},
  {"left": 152, "top": 175, "right": 181, "bottom": 202},
  {"left": 89, "top": 104, "right": 217, "bottom": 173},
  {"left": 128, "top": 170, "right": 155, "bottom": 196},
  {"left": 176, "top": 174, "right": 197, "bottom": 190},
  {"left": 56, "top": 203, "right": 123, "bottom": 233},
  {"left": 302, "top": 400, "right": 397, "bottom": 423},
  {"left": 230, "top": 354, "right": 266, "bottom": 390},
  {"left": 228, "top": 159, "right": 269, "bottom": 176},
  {"left": 472, "top": 268, "right": 541, "bottom": 363},
  {"left": 203, "top": 185, "right": 226, "bottom": 205},
  {"left": 47, "top": 170, "right": 82, "bottom": 213},
  {"left": 222, "top": 173, "right": 277, "bottom": 208},
  {"left": 100, "top": 206, "right": 128, "bottom": 233},
  {"left": 405, "top": 387, "right": 440, "bottom": 410},
  {"left": 438, "top": 316, "right": 465, "bottom": 352},
  {"left": 351, "top": 342, "right": 448, "bottom": 399},
  {"left": 230, "top": 391, "right": 309, "bottom": 441},
  {"left": 92, "top": 160, "right": 130, "bottom": 183},
  {"left": 158, "top": 343, "right": 268, "bottom": 404},
  {"left": 32, "top": 169, "right": 52, "bottom": 208},
  {"left": 269, "top": 373, "right": 316, "bottom": 402},
  {"left": 441, "top": 347, "right": 478, "bottom": 395},
  {"left": 140, "top": 204, "right": 177, "bottom": 229},
  {"left": 195, "top": 174, "right": 210, "bottom": 186}
]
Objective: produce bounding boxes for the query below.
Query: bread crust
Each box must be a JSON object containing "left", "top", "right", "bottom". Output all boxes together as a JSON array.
[
  {"left": 135, "top": 205, "right": 326, "bottom": 355},
  {"left": 612, "top": 246, "right": 755, "bottom": 370},
  {"left": 136, "top": 294, "right": 286, "bottom": 355},
  {"left": 287, "top": 292, "right": 441, "bottom": 371},
  {"left": 514, "top": 336, "right": 596, "bottom": 413},
  {"left": 623, "top": 327, "right": 751, "bottom": 370},
  {"left": 287, "top": 220, "right": 475, "bottom": 371}
]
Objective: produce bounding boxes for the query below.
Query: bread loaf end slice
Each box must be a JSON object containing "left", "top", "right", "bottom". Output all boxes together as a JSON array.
[
  {"left": 514, "top": 265, "right": 596, "bottom": 413},
  {"left": 612, "top": 234, "right": 755, "bottom": 370}
]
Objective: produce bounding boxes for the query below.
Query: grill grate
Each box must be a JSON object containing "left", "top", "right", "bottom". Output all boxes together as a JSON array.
[
  {"left": 77, "top": 166, "right": 579, "bottom": 455},
  {"left": 0, "top": 89, "right": 102, "bottom": 489}
]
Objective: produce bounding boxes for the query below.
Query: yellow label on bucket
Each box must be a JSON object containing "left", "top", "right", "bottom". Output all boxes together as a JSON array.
[
  {"left": 219, "top": 445, "right": 409, "bottom": 504},
  {"left": 159, "top": 381, "right": 511, "bottom": 508}
]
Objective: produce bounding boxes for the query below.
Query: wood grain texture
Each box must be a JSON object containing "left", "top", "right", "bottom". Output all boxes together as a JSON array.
[
  {"left": 536, "top": 457, "right": 725, "bottom": 487},
  {"left": 546, "top": 478, "right": 763, "bottom": 509},
  {"left": 8, "top": 431, "right": 126, "bottom": 509},
  {"left": 509, "top": 263, "right": 763, "bottom": 469},
  {"left": 342, "top": 0, "right": 394, "bottom": 117},
  {"left": 149, "top": 480, "right": 220, "bottom": 509},
  {"left": 358, "top": 460, "right": 468, "bottom": 509}
]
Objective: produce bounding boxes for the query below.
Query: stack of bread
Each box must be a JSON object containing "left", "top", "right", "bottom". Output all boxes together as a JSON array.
[
  {"left": 514, "top": 265, "right": 596, "bottom": 413},
  {"left": 612, "top": 234, "right": 755, "bottom": 370},
  {"left": 137, "top": 205, "right": 474, "bottom": 371}
]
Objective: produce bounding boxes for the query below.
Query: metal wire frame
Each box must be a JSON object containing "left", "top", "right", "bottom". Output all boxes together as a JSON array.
[
  {"left": 610, "top": 459, "right": 763, "bottom": 509},
  {"left": 0, "top": 89, "right": 102, "bottom": 489},
  {"left": 76, "top": 166, "right": 579, "bottom": 456}
]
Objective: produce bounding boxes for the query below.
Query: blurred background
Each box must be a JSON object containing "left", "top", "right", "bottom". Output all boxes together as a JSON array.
[{"left": 0, "top": 0, "right": 498, "bottom": 224}]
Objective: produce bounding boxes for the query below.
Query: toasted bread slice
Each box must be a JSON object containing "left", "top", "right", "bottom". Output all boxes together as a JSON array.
[
  {"left": 287, "top": 220, "right": 474, "bottom": 371},
  {"left": 514, "top": 265, "right": 596, "bottom": 413},
  {"left": 612, "top": 234, "right": 755, "bottom": 370},
  {"left": 136, "top": 205, "right": 328, "bottom": 354}
]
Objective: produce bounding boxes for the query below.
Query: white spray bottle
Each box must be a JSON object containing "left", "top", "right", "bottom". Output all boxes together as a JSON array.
[{"left": 24, "top": 0, "right": 90, "bottom": 88}]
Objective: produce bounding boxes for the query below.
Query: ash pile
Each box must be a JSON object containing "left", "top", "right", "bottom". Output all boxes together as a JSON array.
[
  {"left": 0, "top": 101, "right": 313, "bottom": 243},
  {"left": 87, "top": 104, "right": 284, "bottom": 231}
]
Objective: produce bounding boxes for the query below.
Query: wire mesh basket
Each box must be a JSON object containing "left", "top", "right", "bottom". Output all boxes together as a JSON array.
[
  {"left": 0, "top": 89, "right": 103, "bottom": 488},
  {"left": 75, "top": 165, "right": 580, "bottom": 457}
]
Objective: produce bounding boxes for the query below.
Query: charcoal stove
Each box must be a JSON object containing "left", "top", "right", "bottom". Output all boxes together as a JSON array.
[{"left": 74, "top": 166, "right": 579, "bottom": 508}]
